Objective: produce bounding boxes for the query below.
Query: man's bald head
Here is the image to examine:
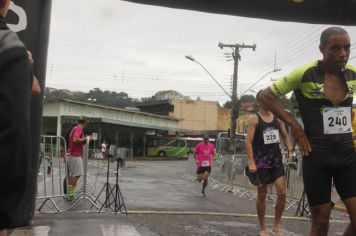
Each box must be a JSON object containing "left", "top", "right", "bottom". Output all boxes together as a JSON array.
[{"left": 320, "top": 27, "right": 349, "bottom": 46}]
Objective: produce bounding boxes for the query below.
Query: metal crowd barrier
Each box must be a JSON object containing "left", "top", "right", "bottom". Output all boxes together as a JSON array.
[
  {"left": 182, "top": 142, "right": 306, "bottom": 213},
  {"left": 36, "top": 135, "right": 68, "bottom": 213},
  {"left": 88, "top": 148, "right": 102, "bottom": 159},
  {"left": 36, "top": 136, "right": 101, "bottom": 213}
]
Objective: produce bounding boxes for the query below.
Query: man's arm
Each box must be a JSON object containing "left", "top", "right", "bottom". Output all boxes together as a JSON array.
[
  {"left": 27, "top": 51, "right": 41, "bottom": 96},
  {"left": 278, "top": 119, "right": 296, "bottom": 161},
  {"left": 278, "top": 119, "right": 292, "bottom": 151},
  {"left": 352, "top": 110, "right": 356, "bottom": 144},
  {"left": 72, "top": 129, "right": 85, "bottom": 144},
  {"left": 211, "top": 144, "right": 217, "bottom": 160},
  {"left": 259, "top": 63, "right": 313, "bottom": 156},
  {"left": 260, "top": 88, "right": 297, "bottom": 129},
  {"left": 245, "top": 115, "right": 258, "bottom": 172},
  {"left": 31, "top": 75, "right": 41, "bottom": 96},
  {"left": 194, "top": 145, "right": 199, "bottom": 164},
  {"left": 259, "top": 89, "right": 311, "bottom": 156}
]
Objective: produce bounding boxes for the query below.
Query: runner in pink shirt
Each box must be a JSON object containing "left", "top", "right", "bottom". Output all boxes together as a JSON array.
[{"left": 194, "top": 135, "right": 217, "bottom": 197}]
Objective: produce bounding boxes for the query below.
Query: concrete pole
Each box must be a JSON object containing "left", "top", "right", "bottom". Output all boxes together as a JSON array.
[
  {"left": 218, "top": 42, "right": 256, "bottom": 154},
  {"left": 143, "top": 131, "right": 147, "bottom": 158},
  {"left": 130, "top": 130, "right": 134, "bottom": 160},
  {"left": 56, "top": 116, "right": 62, "bottom": 137},
  {"left": 98, "top": 122, "right": 102, "bottom": 145}
]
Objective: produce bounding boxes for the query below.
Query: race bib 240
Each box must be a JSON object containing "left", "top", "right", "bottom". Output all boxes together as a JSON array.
[{"left": 323, "top": 107, "right": 352, "bottom": 134}]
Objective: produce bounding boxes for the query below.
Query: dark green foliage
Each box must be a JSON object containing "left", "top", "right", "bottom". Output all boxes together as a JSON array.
[{"left": 45, "top": 87, "right": 136, "bottom": 108}]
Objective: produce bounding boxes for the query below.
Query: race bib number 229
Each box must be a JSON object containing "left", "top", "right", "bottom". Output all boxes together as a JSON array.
[{"left": 263, "top": 129, "right": 280, "bottom": 144}]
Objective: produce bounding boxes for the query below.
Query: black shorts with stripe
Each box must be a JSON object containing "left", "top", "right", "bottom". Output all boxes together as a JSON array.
[
  {"left": 197, "top": 166, "right": 211, "bottom": 175},
  {"left": 257, "top": 165, "right": 285, "bottom": 185}
]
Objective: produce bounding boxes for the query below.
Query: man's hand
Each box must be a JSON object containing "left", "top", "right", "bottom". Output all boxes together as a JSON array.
[
  {"left": 248, "top": 161, "right": 257, "bottom": 173},
  {"left": 290, "top": 121, "right": 312, "bottom": 156},
  {"left": 32, "top": 76, "right": 41, "bottom": 96},
  {"left": 287, "top": 150, "right": 297, "bottom": 162}
]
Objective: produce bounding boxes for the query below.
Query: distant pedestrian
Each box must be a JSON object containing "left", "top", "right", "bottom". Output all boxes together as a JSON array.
[
  {"left": 194, "top": 135, "right": 217, "bottom": 197},
  {"left": 101, "top": 140, "right": 108, "bottom": 159}
]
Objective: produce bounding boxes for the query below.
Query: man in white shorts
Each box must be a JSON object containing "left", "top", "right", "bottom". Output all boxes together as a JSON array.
[{"left": 67, "top": 116, "right": 89, "bottom": 198}]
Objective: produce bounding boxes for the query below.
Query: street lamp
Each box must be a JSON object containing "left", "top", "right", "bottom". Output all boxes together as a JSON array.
[
  {"left": 185, "top": 55, "right": 232, "bottom": 99},
  {"left": 240, "top": 67, "right": 282, "bottom": 96}
]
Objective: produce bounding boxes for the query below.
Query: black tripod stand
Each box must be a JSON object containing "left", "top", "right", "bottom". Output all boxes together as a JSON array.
[
  {"left": 94, "top": 152, "right": 127, "bottom": 214},
  {"left": 93, "top": 153, "right": 113, "bottom": 210},
  {"left": 105, "top": 159, "right": 127, "bottom": 214},
  {"left": 295, "top": 189, "right": 310, "bottom": 218}
]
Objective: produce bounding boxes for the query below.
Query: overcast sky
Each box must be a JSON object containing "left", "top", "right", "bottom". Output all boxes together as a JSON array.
[{"left": 46, "top": 0, "right": 356, "bottom": 105}]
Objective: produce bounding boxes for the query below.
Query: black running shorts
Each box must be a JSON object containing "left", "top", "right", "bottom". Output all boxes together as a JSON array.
[
  {"left": 197, "top": 166, "right": 211, "bottom": 175},
  {"left": 303, "top": 149, "right": 356, "bottom": 206},
  {"left": 257, "top": 165, "right": 285, "bottom": 185}
]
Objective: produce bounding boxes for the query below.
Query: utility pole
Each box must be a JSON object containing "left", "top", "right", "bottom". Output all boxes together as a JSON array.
[{"left": 218, "top": 42, "right": 256, "bottom": 154}]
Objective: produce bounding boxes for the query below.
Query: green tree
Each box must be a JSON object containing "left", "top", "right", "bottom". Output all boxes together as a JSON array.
[
  {"left": 223, "top": 100, "right": 232, "bottom": 108},
  {"left": 45, "top": 87, "right": 135, "bottom": 108},
  {"left": 239, "top": 94, "right": 256, "bottom": 103}
]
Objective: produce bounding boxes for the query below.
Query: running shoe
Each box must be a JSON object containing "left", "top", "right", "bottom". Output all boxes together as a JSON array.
[
  {"left": 68, "top": 185, "right": 76, "bottom": 198},
  {"left": 244, "top": 166, "right": 262, "bottom": 187},
  {"left": 63, "top": 195, "right": 75, "bottom": 201},
  {"left": 47, "top": 166, "right": 52, "bottom": 175}
]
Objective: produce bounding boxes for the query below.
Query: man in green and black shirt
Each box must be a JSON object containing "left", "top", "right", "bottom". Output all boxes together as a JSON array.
[{"left": 259, "top": 27, "right": 356, "bottom": 236}]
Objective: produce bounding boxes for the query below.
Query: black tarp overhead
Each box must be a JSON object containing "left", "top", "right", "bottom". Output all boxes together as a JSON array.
[
  {"left": 5, "top": 0, "right": 52, "bottom": 227},
  {"left": 123, "top": 0, "right": 356, "bottom": 25}
]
